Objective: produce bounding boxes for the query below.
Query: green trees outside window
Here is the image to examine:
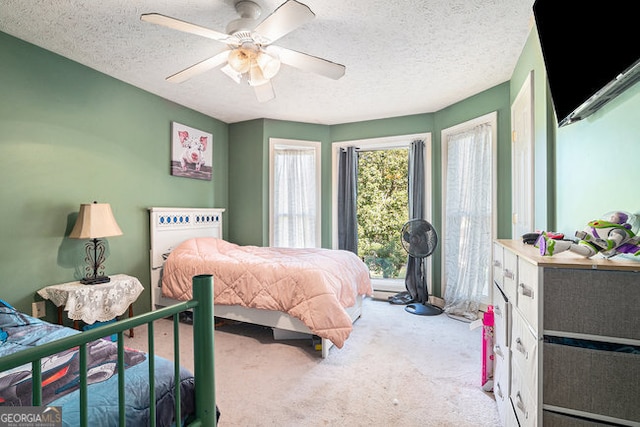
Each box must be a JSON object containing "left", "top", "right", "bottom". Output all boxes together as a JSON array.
[{"left": 357, "top": 148, "right": 409, "bottom": 279}]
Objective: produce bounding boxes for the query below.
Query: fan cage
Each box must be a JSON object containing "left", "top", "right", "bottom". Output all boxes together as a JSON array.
[{"left": 401, "top": 219, "right": 437, "bottom": 258}]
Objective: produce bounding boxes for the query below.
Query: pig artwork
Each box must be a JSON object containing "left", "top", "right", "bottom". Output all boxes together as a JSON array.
[
  {"left": 170, "top": 122, "right": 212, "bottom": 180},
  {"left": 178, "top": 130, "right": 208, "bottom": 172}
]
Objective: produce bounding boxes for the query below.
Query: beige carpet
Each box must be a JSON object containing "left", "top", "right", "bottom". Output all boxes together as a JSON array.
[{"left": 126, "top": 297, "right": 500, "bottom": 426}]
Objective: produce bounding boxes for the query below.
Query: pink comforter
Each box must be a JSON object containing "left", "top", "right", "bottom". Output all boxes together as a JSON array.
[{"left": 162, "top": 238, "right": 372, "bottom": 348}]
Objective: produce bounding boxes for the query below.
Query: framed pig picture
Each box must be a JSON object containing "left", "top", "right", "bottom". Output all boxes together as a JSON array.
[{"left": 170, "top": 122, "right": 213, "bottom": 181}]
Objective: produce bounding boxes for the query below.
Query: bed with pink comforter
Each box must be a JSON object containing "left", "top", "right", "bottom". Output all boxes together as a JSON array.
[{"left": 162, "top": 238, "right": 372, "bottom": 348}]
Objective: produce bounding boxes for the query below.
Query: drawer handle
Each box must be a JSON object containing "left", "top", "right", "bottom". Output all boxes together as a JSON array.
[
  {"left": 515, "top": 337, "right": 528, "bottom": 359},
  {"left": 504, "top": 269, "right": 514, "bottom": 280},
  {"left": 515, "top": 392, "right": 528, "bottom": 419},
  {"left": 493, "top": 344, "right": 504, "bottom": 358},
  {"left": 493, "top": 260, "right": 502, "bottom": 268},
  {"left": 519, "top": 282, "right": 534, "bottom": 299}
]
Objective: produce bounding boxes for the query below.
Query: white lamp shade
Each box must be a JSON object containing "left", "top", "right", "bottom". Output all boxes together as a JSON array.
[
  {"left": 248, "top": 62, "right": 270, "bottom": 87},
  {"left": 228, "top": 48, "right": 252, "bottom": 74},
  {"left": 256, "top": 51, "right": 281, "bottom": 79},
  {"left": 69, "top": 203, "right": 123, "bottom": 239}
]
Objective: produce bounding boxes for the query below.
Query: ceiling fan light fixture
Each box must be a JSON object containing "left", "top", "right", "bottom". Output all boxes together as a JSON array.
[
  {"left": 256, "top": 50, "right": 281, "bottom": 79},
  {"left": 228, "top": 47, "right": 253, "bottom": 73},
  {"left": 142, "top": 0, "right": 346, "bottom": 103}
]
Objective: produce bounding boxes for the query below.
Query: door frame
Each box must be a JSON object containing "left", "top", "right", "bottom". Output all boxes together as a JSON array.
[{"left": 511, "top": 71, "right": 535, "bottom": 239}]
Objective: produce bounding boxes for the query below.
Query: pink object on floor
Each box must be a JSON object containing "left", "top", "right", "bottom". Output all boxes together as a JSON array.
[{"left": 482, "top": 305, "right": 495, "bottom": 390}]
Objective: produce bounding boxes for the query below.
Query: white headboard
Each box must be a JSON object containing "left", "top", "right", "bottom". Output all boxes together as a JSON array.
[{"left": 149, "top": 207, "right": 225, "bottom": 308}]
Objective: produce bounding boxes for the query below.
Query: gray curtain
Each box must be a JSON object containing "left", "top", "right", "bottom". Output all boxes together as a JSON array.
[
  {"left": 405, "top": 140, "right": 427, "bottom": 302},
  {"left": 337, "top": 147, "right": 358, "bottom": 253},
  {"left": 408, "top": 139, "right": 425, "bottom": 219}
]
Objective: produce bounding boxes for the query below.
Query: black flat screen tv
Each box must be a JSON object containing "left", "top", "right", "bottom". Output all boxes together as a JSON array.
[{"left": 533, "top": 0, "right": 640, "bottom": 127}]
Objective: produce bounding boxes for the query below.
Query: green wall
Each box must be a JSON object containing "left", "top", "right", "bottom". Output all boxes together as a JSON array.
[
  {"left": 330, "top": 114, "right": 433, "bottom": 142},
  {"left": 0, "top": 32, "right": 229, "bottom": 318},
  {"left": 228, "top": 119, "right": 265, "bottom": 245}
]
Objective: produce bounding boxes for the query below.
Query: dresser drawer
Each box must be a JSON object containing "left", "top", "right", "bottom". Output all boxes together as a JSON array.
[
  {"left": 502, "top": 249, "right": 518, "bottom": 302},
  {"left": 511, "top": 361, "right": 538, "bottom": 427},
  {"left": 516, "top": 257, "right": 539, "bottom": 332},
  {"left": 492, "top": 282, "right": 510, "bottom": 349},
  {"left": 511, "top": 311, "right": 538, "bottom": 392},
  {"left": 511, "top": 311, "right": 538, "bottom": 427},
  {"left": 543, "top": 341, "right": 640, "bottom": 423},
  {"left": 543, "top": 268, "right": 640, "bottom": 341},
  {"left": 543, "top": 410, "right": 611, "bottom": 426},
  {"left": 494, "top": 343, "right": 511, "bottom": 425}
]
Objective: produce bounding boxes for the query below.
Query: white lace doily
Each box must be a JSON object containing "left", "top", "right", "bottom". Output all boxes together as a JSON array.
[{"left": 37, "top": 274, "right": 144, "bottom": 324}]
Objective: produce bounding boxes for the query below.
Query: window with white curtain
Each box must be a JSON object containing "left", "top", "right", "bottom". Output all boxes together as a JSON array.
[
  {"left": 269, "top": 138, "right": 321, "bottom": 248},
  {"left": 441, "top": 112, "right": 497, "bottom": 320}
]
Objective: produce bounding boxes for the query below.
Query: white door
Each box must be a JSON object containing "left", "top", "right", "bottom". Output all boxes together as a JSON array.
[{"left": 511, "top": 71, "right": 534, "bottom": 239}]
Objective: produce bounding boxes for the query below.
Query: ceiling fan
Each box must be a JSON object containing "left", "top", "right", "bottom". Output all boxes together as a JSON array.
[{"left": 141, "top": 0, "right": 346, "bottom": 103}]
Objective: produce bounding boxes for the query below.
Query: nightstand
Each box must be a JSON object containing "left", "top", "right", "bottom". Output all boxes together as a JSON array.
[{"left": 37, "top": 274, "right": 144, "bottom": 337}]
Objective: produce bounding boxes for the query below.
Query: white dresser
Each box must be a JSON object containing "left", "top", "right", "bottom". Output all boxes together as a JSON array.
[{"left": 492, "top": 239, "right": 640, "bottom": 426}]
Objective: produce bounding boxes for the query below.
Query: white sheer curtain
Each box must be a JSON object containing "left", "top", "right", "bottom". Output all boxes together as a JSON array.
[
  {"left": 443, "top": 123, "right": 492, "bottom": 320},
  {"left": 273, "top": 147, "right": 317, "bottom": 248}
]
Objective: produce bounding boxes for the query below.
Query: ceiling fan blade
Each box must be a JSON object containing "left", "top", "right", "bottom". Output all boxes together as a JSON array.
[
  {"left": 253, "top": 81, "right": 275, "bottom": 103},
  {"left": 267, "top": 46, "right": 345, "bottom": 80},
  {"left": 141, "top": 13, "right": 237, "bottom": 44},
  {"left": 166, "top": 50, "right": 231, "bottom": 83},
  {"left": 253, "top": 0, "right": 315, "bottom": 44}
]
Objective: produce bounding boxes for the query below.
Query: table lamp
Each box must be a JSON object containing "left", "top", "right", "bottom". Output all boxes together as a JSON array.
[{"left": 69, "top": 201, "right": 123, "bottom": 284}]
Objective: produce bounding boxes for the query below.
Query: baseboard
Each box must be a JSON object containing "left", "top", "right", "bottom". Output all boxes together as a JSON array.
[
  {"left": 371, "top": 290, "right": 397, "bottom": 301},
  {"left": 430, "top": 296, "right": 445, "bottom": 308}
]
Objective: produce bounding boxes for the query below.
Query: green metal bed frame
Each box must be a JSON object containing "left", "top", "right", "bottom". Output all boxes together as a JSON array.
[{"left": 0, "top": 274, "right": 216, "bottom": 427}]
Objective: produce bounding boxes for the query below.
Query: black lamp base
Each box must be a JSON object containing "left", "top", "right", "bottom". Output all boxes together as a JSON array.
[
  {"left": 80, "top": 276, "right": 111, "bottom": 285},
  {"left": 80, "top": 238, "right": 112, "bottom": 285}
]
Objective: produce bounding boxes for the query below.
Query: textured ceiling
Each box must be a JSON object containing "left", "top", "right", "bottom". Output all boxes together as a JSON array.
[{"left": 0, "top": 0, "right": 534, "bottom": 125}]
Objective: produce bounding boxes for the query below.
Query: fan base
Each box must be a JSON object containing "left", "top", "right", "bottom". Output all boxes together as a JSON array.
[{"left": 405, "top": 303, "right": 443, "bottom": 316}]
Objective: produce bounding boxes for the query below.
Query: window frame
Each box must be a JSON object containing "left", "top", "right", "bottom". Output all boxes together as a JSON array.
[
  {"left": 331, "top": 133, "right": 431, "bottom": 292},
  {"left": 440, "top": 111, "right": 498, "bottom": 306}
]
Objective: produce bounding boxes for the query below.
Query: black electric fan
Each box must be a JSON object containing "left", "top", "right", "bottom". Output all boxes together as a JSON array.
[{"left": 400, "top": 219, "right": 443, "bottom": 316}]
